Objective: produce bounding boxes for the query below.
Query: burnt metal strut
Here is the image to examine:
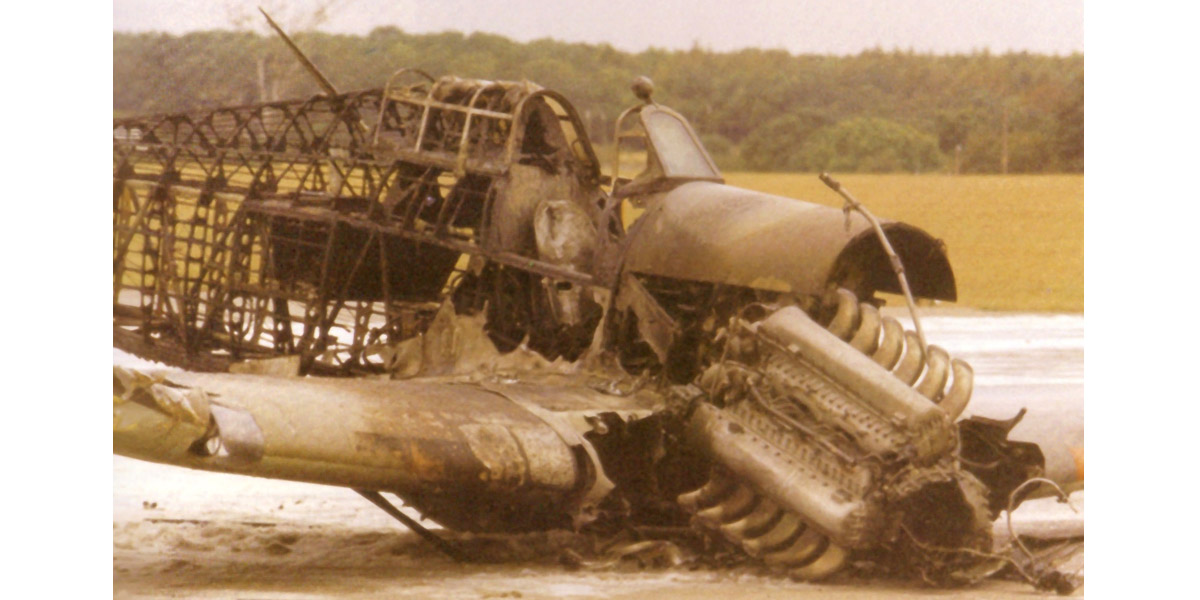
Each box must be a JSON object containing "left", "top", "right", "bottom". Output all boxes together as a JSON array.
[{"left": 354, "top": 489, "right": 471, "bottom": 562}]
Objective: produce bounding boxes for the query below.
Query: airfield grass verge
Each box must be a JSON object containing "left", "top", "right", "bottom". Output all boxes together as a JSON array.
[{"left": 722, "top": 173, "right": 1083, "bottom": 313}]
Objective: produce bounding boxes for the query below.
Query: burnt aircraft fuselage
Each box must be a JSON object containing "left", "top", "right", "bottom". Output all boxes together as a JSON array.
[{"left": 114, "top": 71, "right": 1045, "bottom": 583}]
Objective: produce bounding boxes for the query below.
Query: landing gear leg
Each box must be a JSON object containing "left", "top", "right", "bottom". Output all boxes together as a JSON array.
[{"left": 354, "top": 489, "right": 471, "bottom": 562}]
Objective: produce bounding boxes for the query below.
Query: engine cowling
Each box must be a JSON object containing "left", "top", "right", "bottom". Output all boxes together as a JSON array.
[{"left": 621, "top": 181, "right": 956, "bottom": 303}]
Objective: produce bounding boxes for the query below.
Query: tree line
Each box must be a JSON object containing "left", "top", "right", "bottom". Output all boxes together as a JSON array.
[{"left": 114, "top": 29, "right": 1083, "bottom": 174}]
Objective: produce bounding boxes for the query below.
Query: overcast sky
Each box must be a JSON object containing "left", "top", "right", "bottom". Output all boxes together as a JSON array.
[{"left": 113, "top": 0, "right": 1083, "bottom": 55}]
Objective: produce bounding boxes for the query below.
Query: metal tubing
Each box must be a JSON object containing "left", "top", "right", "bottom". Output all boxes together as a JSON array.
[
  {"left": 354, "top": 489, "right": 470, "bottom": 562},
  {"left": 819, "top": 172, "right": 929, "bottom": 356}
]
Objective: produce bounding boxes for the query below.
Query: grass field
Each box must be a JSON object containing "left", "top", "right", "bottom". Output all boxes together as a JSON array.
[{"left": 721, "top": 173, "right": 1084, "bottom": 313}]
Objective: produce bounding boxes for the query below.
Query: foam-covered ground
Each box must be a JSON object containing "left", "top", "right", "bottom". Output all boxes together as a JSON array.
[{"left": 114, "top": 312, "right": 1083, "bottom": 598}]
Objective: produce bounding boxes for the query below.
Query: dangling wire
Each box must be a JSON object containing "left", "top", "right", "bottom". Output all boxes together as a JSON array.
[{"left": 1005, "top": 477, "right": 1079, "bottom": 564}]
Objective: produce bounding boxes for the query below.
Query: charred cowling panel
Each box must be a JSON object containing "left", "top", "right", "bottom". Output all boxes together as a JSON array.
[
  {"left": 958, "top": 410, "right": 1047, "bottom": 515},
  {"left": 621, "top": 182, "right": 955, "bottom": 303}
]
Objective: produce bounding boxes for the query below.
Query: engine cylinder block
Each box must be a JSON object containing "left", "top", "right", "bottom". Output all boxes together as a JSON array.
[{"left": 677, "top": 291, "right": 990, "bottom": 580}]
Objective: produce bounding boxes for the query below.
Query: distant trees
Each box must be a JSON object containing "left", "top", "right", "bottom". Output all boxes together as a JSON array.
[
  {"left": 798, "top": 117, "right": 943, "bottom": 173},
  {"left": 1054, "top": 73, "right": 1085, "bottom": 173},
  {"left": 113, "top": 30, "right": 1084, "bottom": 173},
  {"left": 739, "top": 111, "right": 831, "bottom": 171}
]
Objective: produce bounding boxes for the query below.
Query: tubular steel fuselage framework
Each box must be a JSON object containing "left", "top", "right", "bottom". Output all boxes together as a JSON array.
[{"left": 114, "top": 75, "right": 604, "bottom": 374}]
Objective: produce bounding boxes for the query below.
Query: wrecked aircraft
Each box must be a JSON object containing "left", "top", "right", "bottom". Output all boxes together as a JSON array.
[{"left": 113, "top": 17, "right": 1077, "bottom": 588}]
